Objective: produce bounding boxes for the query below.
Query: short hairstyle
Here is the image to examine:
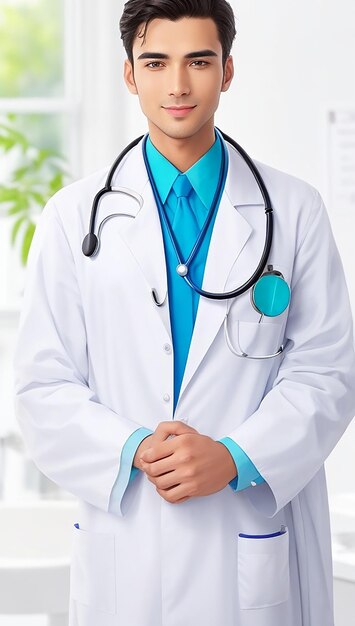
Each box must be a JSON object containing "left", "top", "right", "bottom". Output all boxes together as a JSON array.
[{"left": 119, "top": 0, "right": 237, "bottom": 73}]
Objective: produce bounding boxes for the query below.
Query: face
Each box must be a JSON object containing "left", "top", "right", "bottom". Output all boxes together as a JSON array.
[{"left": 123, "top": 17, "right": 234, "bottom": 150}]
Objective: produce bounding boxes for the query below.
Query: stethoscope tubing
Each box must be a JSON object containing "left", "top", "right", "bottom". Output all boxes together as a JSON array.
[
  {"left": 82, "top": 128, "right": 286, "bottom": 360},
  {"left": 84, "top": 135, "right": 145, "bottom": 254},
  {"left": 83, "top": 127, "right": 274, "bottom": 302},
  {"left": 141, "top": 128, "right": 228, "bottom": 293}
]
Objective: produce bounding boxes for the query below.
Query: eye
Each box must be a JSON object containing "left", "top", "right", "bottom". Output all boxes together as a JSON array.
[
  {"left": 145, "top": 60, "right": 210, "bottom": 68},
  {"left": 191, "top": 60, "right": 209, "bottom": 66},
  {"left": 146, "top": 62, "right": 163, "bottom": 68}
]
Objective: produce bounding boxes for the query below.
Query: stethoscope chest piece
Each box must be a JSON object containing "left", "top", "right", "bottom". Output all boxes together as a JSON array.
[
  {"left": 177, "top": 264, "right": 188, "bottom": 276},
  {"left": 251, "top": 267, "right": 291, "bottom": 317}
]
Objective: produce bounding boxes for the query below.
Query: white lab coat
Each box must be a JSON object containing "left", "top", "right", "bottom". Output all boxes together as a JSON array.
[{"left": 13, "top": 135, "right": 355, "bottom": 626}]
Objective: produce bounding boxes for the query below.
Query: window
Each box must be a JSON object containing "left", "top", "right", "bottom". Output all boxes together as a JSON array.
[
  {"left": 0, "top": 0, "right": 81, "bottom": 168},
  {"left": 0, "top": 0, "right": 82, "bottom": 309}
]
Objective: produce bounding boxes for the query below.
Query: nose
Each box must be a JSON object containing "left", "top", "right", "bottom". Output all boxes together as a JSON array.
[{"left": 168, "top": 66, "right": 191, "bottom": 98}]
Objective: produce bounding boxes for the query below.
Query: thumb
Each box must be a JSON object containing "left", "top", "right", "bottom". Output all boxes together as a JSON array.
[{"left": 154, "top": 420, "right": 199, "bottom": 441}]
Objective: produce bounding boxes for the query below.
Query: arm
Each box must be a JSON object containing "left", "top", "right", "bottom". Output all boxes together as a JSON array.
[
  {"left": 222, "top": 189, "right": 355, "bottom": 517},
  {"left": 13, "top": 198, "right": 151, "bottom": 517}
]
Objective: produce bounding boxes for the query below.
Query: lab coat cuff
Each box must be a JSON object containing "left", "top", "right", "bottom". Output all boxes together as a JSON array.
[
  {"left": 218, "top": 437, "right": 265, "bottom": 491},
  {"left": 108, "top": 427, "right": 154, "bottom": 516}
]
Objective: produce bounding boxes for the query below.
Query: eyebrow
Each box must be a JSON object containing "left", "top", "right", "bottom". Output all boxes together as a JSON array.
[{"left": 137, "top": 49, "right": 218, "bottom": 61}]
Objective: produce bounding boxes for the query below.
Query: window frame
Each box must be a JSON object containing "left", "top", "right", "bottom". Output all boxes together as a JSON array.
[{"left": 0, "top": 0, "right": 83, "bottom": 178}]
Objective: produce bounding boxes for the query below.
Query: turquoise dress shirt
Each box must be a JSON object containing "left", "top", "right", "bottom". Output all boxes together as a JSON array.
[{"left": 108, "top": 129, "right": 265, "bottom": 512}]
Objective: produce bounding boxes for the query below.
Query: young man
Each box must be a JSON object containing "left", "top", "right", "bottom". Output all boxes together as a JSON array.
[{"left": 13, "top": 1, "right": 355, "bottom": 625}]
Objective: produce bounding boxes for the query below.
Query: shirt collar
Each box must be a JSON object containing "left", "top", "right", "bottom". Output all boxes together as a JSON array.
[{"left": 145, "top": 128, "right": 222, "bottom": 210}]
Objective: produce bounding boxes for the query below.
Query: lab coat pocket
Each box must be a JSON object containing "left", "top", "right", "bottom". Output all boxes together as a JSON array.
[
  {"left": 70, "top": 523, "right": 117, "bottom": 615},
  {"left": 237, "top": 526, "right": 290, "bottom": 609},
  {"left": 229, "top": 320, "right": 284, "bottom": 359}
]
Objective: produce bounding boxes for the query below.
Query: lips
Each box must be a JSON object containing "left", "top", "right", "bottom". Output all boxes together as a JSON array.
[
  {"left": 163, "top": 106, "right": 196, "bottom": 117},
  {"left": 164, "top": 106, "right": 196, "bottom": 110}
]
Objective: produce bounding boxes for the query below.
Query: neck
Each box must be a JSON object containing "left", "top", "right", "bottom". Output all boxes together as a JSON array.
[{"left": 147, "top": 120, "right": 216, "bottom": 172}]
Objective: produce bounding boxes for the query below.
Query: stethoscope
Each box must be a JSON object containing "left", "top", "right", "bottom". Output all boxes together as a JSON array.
[{"left": 82, "top": 127, "right": 291, "bottom": 359}]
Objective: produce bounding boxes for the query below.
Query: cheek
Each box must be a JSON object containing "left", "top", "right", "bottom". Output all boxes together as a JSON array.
[
  {"left": 136, "top": 83, "right": 158, "bottom": 112},
  {"left": 194, "top": 73, "right": 221, "bottom": 99},
  {"left": 197, "top": 88, "right": 220, "bottom": 112},
  {"left": 134, "top": 74, "right": 159, "bottom": 96}
]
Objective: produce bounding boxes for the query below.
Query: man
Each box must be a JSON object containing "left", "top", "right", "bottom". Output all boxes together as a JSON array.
[{"left": 13, "top": 1, "right": 355, "bottom": 625}]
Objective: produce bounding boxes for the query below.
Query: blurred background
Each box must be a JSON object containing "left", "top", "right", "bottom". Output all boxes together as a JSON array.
[{"left": 0, "top": 0, "right": 354, "bottom": 624}]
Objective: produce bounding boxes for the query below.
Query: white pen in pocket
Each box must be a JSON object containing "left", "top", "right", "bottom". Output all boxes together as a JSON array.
[{"left": 238, "top": 524, "right": 286, "bottom": 539}]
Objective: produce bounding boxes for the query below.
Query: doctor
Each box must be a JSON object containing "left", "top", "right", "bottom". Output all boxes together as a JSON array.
[{"left": 13, "top": 1, "right": 355, "bottom": 625}]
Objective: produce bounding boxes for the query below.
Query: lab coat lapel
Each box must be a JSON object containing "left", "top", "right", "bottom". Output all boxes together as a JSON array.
[
  {"left": 112, "top": 141, "right": 171, "bottom": 340},
  {"left": 177, "top": 141, "right": 265, "bottom": 403},
  {"left": 176, "top": 196, "right": 251, "bottom": 401}
]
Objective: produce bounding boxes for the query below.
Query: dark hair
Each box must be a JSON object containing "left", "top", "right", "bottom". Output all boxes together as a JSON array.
[{"left": 119, "top": 0, "right": 236, "bottom": 74}]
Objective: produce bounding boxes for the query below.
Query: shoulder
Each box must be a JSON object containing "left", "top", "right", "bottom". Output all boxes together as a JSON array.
[
  {"left": 255, "top": 161, "right": 330, "bottom": 251},
  {"left": 253, "top": 158, "right": 321, "bottom": 208},
  {"left": 45, "top": 137, "right": 145, "bottom": 225},
  {"left": 48, "top": 165, "right": 111, "bottom": 217},
  {"left": 225, "top": 140, "right": 323, "bottom": 225},
  {"left": 250, "top": 159, "right": 326, "bottom": 245},
  {"left": 226, "top": 150, "right": 328, "bottom": 267}
]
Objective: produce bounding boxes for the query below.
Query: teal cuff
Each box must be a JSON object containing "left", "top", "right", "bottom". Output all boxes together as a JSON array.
[
  {"left": 218, "top": 437, "right": 265, "bottom": 491},
  {"left": 108, "top": 427, "right": 154, "bottom": 515}
]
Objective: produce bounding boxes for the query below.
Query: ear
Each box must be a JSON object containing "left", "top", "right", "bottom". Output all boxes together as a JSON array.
[
  {"left": 123, "top": 58, "right": 138, "bottom": 95},
  {"left": 221, "top": 55, "right": 234, "bottom": 93}
]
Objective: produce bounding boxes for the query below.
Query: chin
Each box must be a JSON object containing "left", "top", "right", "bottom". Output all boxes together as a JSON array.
[
  {"left": 150, "top": 120, "right": 193, "bottom": 138},
  {"left": 164, "top": 119, "right": 204, "bottom": 135}
]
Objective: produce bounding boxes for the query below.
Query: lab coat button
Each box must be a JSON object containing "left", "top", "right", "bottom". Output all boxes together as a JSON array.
[
  {"left": 163, "top": 343, "right": 172, "bottom": 354},
  {"left": 163, "top": 394, "right": 170, "bottom": 402}
]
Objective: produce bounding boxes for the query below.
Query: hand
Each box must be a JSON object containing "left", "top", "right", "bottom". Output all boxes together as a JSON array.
[
  {"left": 133, "top": 420, "right": 198, "bottom": 472},
  {"left": 140, "top": 423, "right": 238, "bottom": 504}
]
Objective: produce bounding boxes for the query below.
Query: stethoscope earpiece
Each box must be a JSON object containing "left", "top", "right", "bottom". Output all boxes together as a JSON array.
[{"left": 151, "top": 288, "right": 167, "bottom": 307}]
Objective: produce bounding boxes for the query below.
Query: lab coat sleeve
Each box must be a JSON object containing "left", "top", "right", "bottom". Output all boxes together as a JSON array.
[
  {"left": 222, "top": 188, "right": 355, "bottom": 518},
  {"left": 217, "top": 437, "right": 265, "bottom": 490},
  {"left": 13, "top": 197, "right": 151, "bottom": 516}
]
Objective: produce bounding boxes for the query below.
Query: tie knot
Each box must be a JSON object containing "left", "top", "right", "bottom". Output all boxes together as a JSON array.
[{"left": 173, "top": 174, "right": 193, "bottom": 198}]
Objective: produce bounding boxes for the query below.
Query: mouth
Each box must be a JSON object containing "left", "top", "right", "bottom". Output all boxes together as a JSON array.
[{"left": 163, "top": 105, "right": 196, "bottom": 117}]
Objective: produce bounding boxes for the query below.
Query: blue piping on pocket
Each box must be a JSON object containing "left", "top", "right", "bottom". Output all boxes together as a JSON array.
[{"left": 239, "top": 524, "right": 286, "bottom": 539}]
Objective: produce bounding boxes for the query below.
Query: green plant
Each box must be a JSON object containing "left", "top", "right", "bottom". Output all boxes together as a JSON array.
[{"left": 0, "top": 113, "right": 70, "bottom": 266}]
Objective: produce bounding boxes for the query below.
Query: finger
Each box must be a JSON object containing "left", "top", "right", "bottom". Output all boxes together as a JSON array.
[
  {"left": 146, "top": 422, "right": 198, "bottom": 454},
  {"left": 141, "top": 427, "right": 199, "bottom": 463},
  {"left": 155, "top": 421, "right": 199, "bottom": 438},
  {"left": 145, "top": 465, "right": 182, "bottom": 490},
  {"left": 156, "top": 483, "right": 192, "bottom": 504},
  {"left": 141, "top": 442, "right": 175, "bottom": 463},
  {"left": 141, "top": 455, "right": 175, "bottom": 477},
  {"left": 156, "top": 471, "right": 183, "bottom": 491},
  {"left": 145, "top": 469, "right": 179, "bottom": 490}
]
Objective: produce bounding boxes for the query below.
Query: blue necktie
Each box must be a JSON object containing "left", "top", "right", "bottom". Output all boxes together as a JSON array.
[
  {"left": 171, "top": 174, "right": 200, "bottom": 261},
  {"left": 169, "top": 174, "right": 202, "bottom": 408}
]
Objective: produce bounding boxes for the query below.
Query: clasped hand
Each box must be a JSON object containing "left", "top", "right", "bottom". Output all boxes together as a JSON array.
[{"left": 139, "top": 421, "right": 237, "bottom": 504}]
